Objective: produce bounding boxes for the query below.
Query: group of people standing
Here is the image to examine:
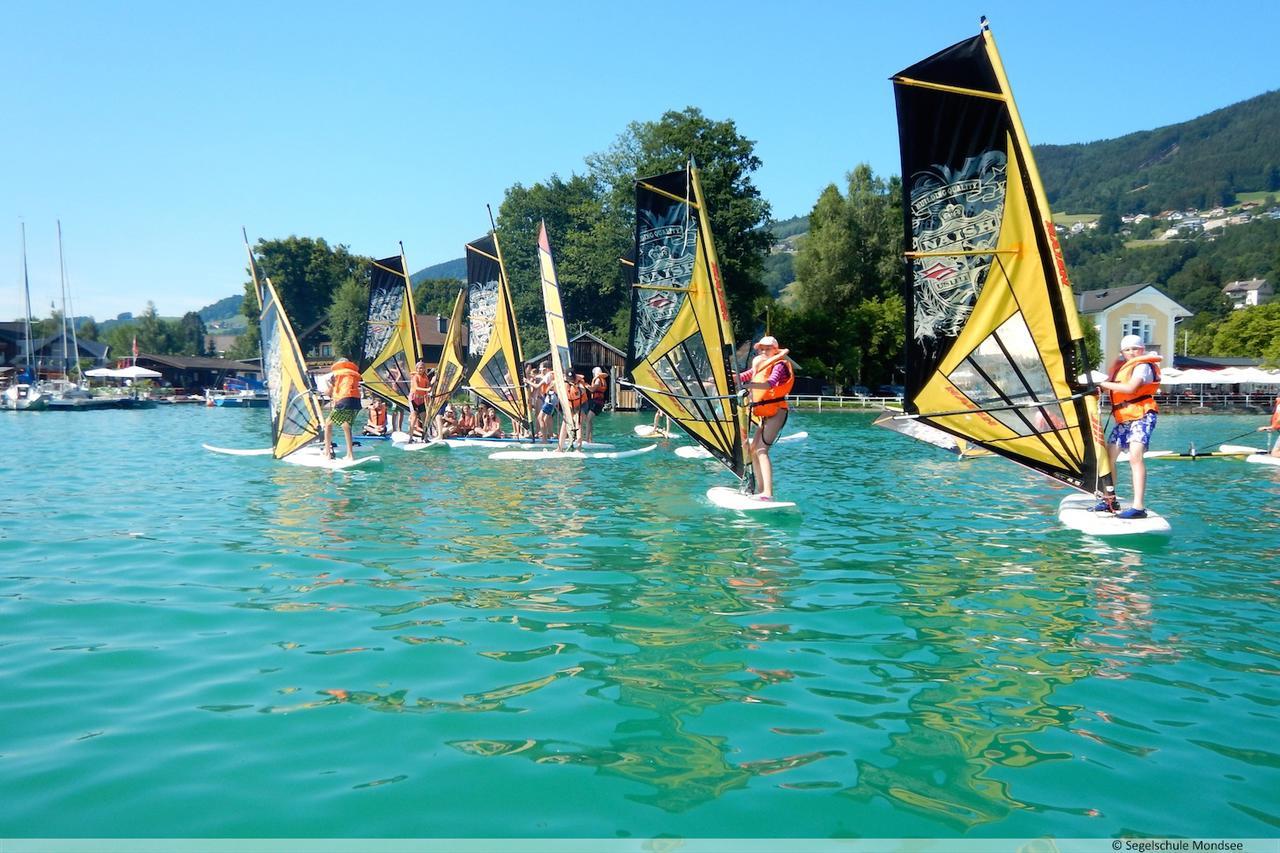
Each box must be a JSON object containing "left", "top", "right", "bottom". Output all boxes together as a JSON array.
[{"left": 524, "top": 362, "right": 609, "bottom": 450}]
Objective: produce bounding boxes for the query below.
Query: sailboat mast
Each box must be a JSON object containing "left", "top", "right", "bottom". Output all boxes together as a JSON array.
[
  {"left": 57, "top": 220, "right": 71, "bottom": 378},
  {"left": 60, "top": 222, "right": 83, "bottom": 381},
  {"left": 20, "top": 223, "right": 34, "bottom": 377}
]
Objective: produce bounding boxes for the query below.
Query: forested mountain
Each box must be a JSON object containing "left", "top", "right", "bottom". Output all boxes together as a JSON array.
[
  {"left": 411, "top": 257, "right": 465, "bottom": 284},
  {"left": 197, "top": 294, "right": 243, "bottom": 323},
  {"left": 1034, "top": 89, "right": 1280, "bottom": 214}
]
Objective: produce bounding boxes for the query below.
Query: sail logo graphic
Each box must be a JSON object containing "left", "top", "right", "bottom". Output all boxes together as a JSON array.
[
  {"left": 635, "top": 209, "right": 695, "bottom": 356},
  {"left": 909, "top": 152, "right": 1007, "bottom": 343},
  {"left": 921, "top": 262, "right": 957, "bottom": 282},
  {"left": 468, "top": 278, "right": 499, "bottom": 355},
  {"left": 364, "top": 286, "right": 401, "bottom": 360}
]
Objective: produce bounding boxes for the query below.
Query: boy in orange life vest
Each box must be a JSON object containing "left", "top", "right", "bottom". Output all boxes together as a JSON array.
[
  {"left": 1095, "top": 334, "right": 1161, "bottom": 518},
  {"left": 323, "top": 356, "right": 363, "bottom": 460},
  {"left": 738, "top": 335, "right": 795, "bottom": 501},
  {"left": 1258, "top": 393, "right": 1280, "bottom": 458}
]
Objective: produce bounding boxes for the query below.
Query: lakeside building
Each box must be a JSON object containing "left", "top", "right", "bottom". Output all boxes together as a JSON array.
[{"left": 1075, "top": 283, "right": 1193, "bottom": 369}]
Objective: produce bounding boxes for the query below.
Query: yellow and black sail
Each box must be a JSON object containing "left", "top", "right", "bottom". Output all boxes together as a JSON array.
[
  {"left": 627, "top": 164, "right": 745, "bottom": 480},
  {"left": 537, "top": 221, "right": 577, "bottom": 441},
  {"left": 360, "top": 251, "right": 419, "bottom": 409},
  {"left": 427, "top": 285, "right": 467, "bottom": 425},
  {"left": 891, "top": 18, "right": 1112, "bottom": 496},
  {"left": 464, "top": 231, "right": 529, "bottom": 432},
  {"left": 259, "top": 276, "right": 323, "bottom": 459}
]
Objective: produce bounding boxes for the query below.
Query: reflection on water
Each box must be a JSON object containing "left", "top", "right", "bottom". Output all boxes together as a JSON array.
[{"left": 2, "top": 408, "right": 1277, "bottom": 838}]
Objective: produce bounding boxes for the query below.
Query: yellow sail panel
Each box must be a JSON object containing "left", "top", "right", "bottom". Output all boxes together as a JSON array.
[
  {"left": 427, "top": 287, "right": 467, "bottom": 423},
  {"left": 537, "top": 222, "right": 576, "bottom": 435},
  {"left": 627, "top": 166, "right": 744, "bottom": 478},
  {"left": 259, "top": 276, "right": 323, "bottom": 459},
  {"left": 465, "top": 232, "right": 529, "bottom": 430},
  {"left": 360, "top": 253, "right": 419, "bottom": 409}
]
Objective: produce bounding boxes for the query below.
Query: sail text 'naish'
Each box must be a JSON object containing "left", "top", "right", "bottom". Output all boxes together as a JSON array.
[
  {"left": 360, "top": 252, "right": 420, "bottom": 410},
  {"left": 891, "top": 19, "right": 1113, "bottom": 496},
  {"left": 626, "top": 164, "right": 746, "bottom": 481},
  {"left": 465, "top": 231, "right": 529, "bottom": 432}
]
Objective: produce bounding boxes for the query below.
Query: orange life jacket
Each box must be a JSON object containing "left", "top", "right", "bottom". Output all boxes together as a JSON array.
[
  {"left": 1108, "top": 354, "right": 1161, "bottom": 423},
  {"left": 566, "top": 381, "right": 587, "bottom": 410},
  {"left": 1271, "top": 398, "right": 1280, "bottom": 431},
  {"left": 330, "top": 360, "right": 361, "bottom": 401},
  {"left": 749, "top": 354, "right": 794, "bottom": 419},
  {"left": 368, "top": 405, "right": 387, "bottom": 427},
  {"left": 590, "top": 374, "right": 608, "bottom": 403}
]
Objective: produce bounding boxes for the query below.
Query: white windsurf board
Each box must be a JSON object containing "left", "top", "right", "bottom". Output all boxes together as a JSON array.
[
  {"left": 676, "top": 431, "right": 809, "bottom": 460},
  {"left": 1057, "top": 494, "right": 1171, "bottom": 537},
  {"left": 634, "top": 424, "right": 680, "bottom": 439},
  {"left": 281, "top": 446, "right": 382, "bottom": 470},
  {"left": 488, "top": 444, "right": 657, "bottom": 461},
  {"left": 202, "top": 444, "right": 273, "bottom": 456},
  {"left": 706, "top": 487, "right": 797, "bottom": 512}
]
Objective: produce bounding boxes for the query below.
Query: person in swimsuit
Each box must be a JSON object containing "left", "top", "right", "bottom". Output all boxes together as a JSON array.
[
  {"left": 408, "top": 361, "right": 431, "bottom": 441},
  {"left": 1258, "top": 393, "right": 1280, "bottom": 458}
]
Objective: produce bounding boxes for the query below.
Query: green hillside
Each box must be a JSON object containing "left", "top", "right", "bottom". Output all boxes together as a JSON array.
[
  {"left": 1034, "top": 89, "right": 1280, "bottom": 214},
  {"left": 411, "top": 257, "right": 465, "bottom": 284}
]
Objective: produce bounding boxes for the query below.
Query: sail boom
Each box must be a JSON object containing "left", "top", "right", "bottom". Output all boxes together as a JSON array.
[
  {"left": 905, "top": 248, "right": 1021, "bottom": 258},
  {"left": 894, "top": 390, "right": 1093, "bottom": 421},
  {"left": 632, "top": 284, "right": 694, "bottom": 293},
  {"left": 893, "top": 75, "right": 1006, "bottom": 102},
  {"left": 636, "top": 180, "right": 701, "bottom": 209}
]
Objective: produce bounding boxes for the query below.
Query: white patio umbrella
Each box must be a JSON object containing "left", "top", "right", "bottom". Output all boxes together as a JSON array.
[
  {"left": 84, "top": 367, "right": 118, "bottom": 378},
  {"left": 115, "top": 365, "right": 162, "bottom": 380}
]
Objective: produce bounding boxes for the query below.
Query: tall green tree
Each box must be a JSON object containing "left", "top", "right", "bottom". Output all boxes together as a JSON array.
[
  {"left": 586, "top": 106, "right": 773, "bottom": 339},
  {"left": 232, "top": 236, "right": 367, "bottom": 361},
  {"left": 326, "top": 276, "right": 369, "bottom": 362},
  {"left": 496, "top": 174, "right": 621, "bottom": 355},
  {"left": 786, "top": 164, "right": 904, "bottom": 386},
  {"left": 176, "top": 311, "right": 207, "bottom": 356}
]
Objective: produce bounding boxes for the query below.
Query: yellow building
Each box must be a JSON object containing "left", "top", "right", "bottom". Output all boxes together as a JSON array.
[{"left": 1075, "top": 283, "right": 1193, "bottom": 369}]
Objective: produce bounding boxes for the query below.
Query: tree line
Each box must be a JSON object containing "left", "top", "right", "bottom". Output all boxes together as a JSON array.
[{"left": 48, "top": 102, "right": 1270, "bottom": 383}]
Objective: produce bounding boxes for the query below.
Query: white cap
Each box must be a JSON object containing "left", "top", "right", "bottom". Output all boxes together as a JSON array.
[
  {"left": 754, "top": 335, "right": 779, "bottom": 349},
  {"left": 1119, "top": 334, "right": 1145, "bottom": 350}
]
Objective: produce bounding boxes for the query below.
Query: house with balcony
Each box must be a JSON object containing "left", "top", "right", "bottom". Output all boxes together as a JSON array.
[{"left": 1222, "top": 278, "right": 1272, "bottom": 309}]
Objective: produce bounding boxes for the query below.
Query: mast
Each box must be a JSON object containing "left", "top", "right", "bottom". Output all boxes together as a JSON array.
[
  {"left": 59, "top": 222, "right": 83, "bottom": 381},
  {"left": 20, "top": 223, "right": 34, "bottom": 379}
]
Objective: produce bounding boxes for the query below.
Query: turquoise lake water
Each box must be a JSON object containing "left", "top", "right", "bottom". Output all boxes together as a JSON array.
[{"left": 1, "top": 406, "right": 1277, "bottom": 842}]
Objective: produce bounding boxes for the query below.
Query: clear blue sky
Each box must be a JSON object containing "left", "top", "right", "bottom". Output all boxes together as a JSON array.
[{"left": 4, "top": 0, "right": 1277, "bottom": 322}]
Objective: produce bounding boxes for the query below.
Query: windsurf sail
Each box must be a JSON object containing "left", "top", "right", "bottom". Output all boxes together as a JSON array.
[
  {"left": 426, "top": 284, "right": 467, "bottom": 426},
  {"left": 259, "top": 275, "right": 324, "bottom": 459},
  {"left": 464, "top": 231, "right": 530, "bottom": 433},
  {"left": 360, "top": 250, "right": 419, "bottom": 409},
  {"left": 626, "top": 163, "right": 747, "bottom": 482},
  {"left": 536, "top": 221, "right": 578, "bottom": 444},
  {"left": 890, "top": 18, "right": 1113, "bottom": 497}
]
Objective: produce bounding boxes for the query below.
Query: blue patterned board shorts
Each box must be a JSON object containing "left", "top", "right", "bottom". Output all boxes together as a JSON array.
[{"left": 1109, "top": 411, "right": 1158, "bottom": 448}]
